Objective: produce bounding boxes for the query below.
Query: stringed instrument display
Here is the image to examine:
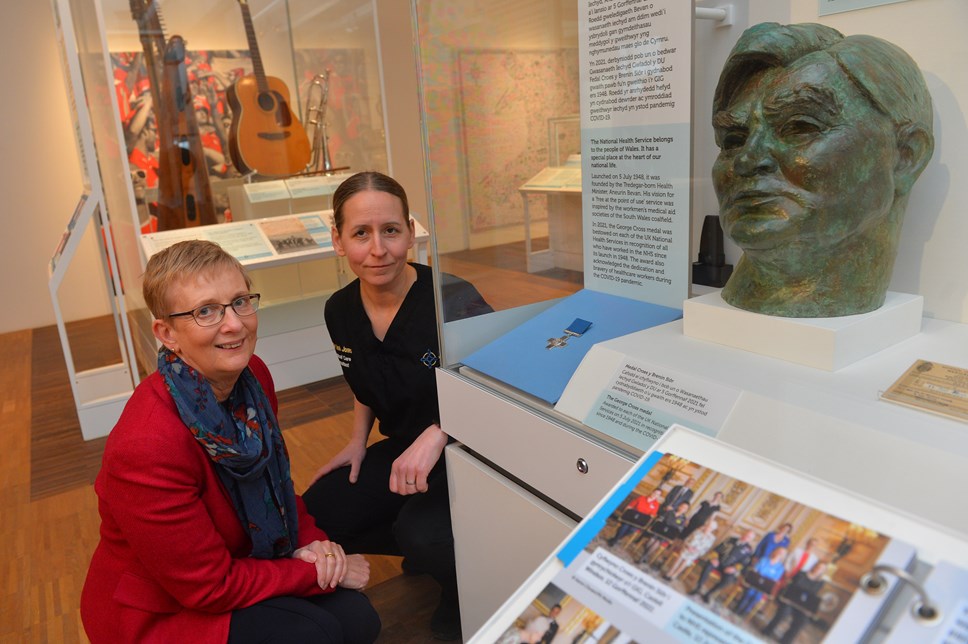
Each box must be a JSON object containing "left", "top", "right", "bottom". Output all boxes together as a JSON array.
[
  {"left": 128, "top": 0, "right": 166, "bottom": 116},
  {"left": 161, "top": 35, "right": 217, "bottom": 227},
  {"left": 227, "top": 0, "right": 311, "bottom": 177},
  {"left": 129, "top": 0, "right": 216, "bottom": 230}
]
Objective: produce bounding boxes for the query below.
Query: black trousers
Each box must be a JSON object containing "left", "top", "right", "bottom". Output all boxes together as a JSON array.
[
  {"left": 227, "top": 589, "right": 380, "bottom": 644},
  {"left": 694, "top": 560, "right": 736, "bottom": 598},
  {"left": 301, "top": 438, "right": 457, "bottom": 601},
  {"left": 764, "top": 603, "right": 810, "bottom": 644}
]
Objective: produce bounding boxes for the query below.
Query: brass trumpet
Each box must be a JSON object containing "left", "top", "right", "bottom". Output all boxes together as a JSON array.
[{"left": 304, "top": 70, "right": 336, "bottom": 173}]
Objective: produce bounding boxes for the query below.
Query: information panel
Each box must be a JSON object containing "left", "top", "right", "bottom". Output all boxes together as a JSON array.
[
  {"left": 583, "top": 358, "right": 740, "bottom": 451},
  {"left": 580, "top": 0, "right": 691, "bottom": 309}
]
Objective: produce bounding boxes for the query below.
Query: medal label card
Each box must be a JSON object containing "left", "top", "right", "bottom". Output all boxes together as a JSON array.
[{"left": 581, "top": 359, "right": 740, "bottom": 451}]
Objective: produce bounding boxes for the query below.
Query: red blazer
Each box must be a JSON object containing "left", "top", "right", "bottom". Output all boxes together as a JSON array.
[{"left": 81, "top": 355, "right": 330, "bottom": 643}]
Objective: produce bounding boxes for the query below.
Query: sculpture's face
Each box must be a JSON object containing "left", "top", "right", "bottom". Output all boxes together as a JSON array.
[{"left": 712, "top": 54, "right": 898, "bottom": 255}]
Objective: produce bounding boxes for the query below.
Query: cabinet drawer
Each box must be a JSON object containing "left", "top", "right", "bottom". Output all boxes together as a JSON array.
[
  {"left": 446, "top": 445, "right": 574, "bottom": 636},
  {"left": 437, "top": 368, "right": 633, "bottom": 517}
]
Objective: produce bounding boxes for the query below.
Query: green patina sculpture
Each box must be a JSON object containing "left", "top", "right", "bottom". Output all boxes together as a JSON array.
[{"left": 711, "top": 22, "right": 934, "bottom": 317}]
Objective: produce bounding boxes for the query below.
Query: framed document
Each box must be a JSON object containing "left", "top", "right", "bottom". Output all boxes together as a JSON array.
[{"left": 881, "top": 359, "right": 968, "bottom": 423}]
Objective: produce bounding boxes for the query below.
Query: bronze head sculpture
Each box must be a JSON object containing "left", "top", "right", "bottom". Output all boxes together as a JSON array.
[{"left": 711, "top": 23, "right": 934, "bottom": 317}]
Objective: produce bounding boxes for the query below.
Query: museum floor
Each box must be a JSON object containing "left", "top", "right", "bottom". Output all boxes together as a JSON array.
[{"left": 1, "top": 240, "right": 580, "bottom": 643}]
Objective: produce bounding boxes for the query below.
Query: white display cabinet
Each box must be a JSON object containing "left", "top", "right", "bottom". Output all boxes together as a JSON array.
[
  {"left": 51, "top": 0, "right": 425, "bottom": 437},
  {"left": 412, "top": 0, "right": 968, "bottom": 637},
  {"left": 48, "top": 0, "right": 139, "bottom": 440}
]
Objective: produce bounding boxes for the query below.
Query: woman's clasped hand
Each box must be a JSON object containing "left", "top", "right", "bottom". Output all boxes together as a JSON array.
[{"left": 292, "top": 540, "right": 370, "bottom": 590}]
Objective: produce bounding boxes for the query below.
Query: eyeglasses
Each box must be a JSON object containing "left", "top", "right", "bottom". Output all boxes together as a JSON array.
[{"left": 168, "top": 294, "right": 261, "bottom": 327}]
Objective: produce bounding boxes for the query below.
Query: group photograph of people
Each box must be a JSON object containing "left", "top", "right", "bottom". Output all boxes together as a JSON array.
[
  {"left": 496, "top": 584, "right": 636, "bottom": 644},
  {"left": 586, "top": 454, "right": 895, "bottom": 644}
]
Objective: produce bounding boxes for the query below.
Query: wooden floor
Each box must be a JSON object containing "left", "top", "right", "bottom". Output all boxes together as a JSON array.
[{"left": 2, "top": 241, "right": 580, "bottom": 643}]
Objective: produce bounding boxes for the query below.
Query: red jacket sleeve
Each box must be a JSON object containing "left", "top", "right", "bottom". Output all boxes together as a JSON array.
[{"left": 97, "top": 361, "right": 332, "bottom": 615}]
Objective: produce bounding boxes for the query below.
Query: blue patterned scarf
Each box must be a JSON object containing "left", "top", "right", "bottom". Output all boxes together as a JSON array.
[{"left": 158, "top": 348, "right": 298, "bottom": 558}]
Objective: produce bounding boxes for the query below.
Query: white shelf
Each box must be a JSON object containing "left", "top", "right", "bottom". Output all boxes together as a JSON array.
[
  {"left": 562, "top": 317, "right": 968, "bottom": 536},
  {"left": 139, "top": 210, "right": 431, "bottom": 270}
]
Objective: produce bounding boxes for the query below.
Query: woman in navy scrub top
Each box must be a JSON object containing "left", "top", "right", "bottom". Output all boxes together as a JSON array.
[{"left": 302, "top": 171, "right": 490, "bottom": 641}]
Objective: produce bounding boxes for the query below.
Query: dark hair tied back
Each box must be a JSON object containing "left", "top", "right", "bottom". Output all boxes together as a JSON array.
[{"left": 332, "top": 171, "right": 410, "bottom": 232}]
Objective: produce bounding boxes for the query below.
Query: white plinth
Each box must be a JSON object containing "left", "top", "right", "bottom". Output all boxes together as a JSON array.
[{"left": 682, "top": 291, "right": 923, "bottom": 371}]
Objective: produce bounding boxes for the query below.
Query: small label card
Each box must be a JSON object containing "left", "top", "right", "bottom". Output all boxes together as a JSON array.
[{"left": 881, "top": 359, "right": 968, "bottom": 423}]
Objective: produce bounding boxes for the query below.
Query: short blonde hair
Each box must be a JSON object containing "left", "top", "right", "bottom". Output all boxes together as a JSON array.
[{"left": 142, "top": 240, "right": 250, "bottom": 319}]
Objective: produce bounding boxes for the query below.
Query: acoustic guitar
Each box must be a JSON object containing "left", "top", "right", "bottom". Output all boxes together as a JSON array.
[
  {"left": 227, "top": 0, "right": 311, "bottom": 177},
  {"left": 129, "top": 0, "right": 216, "bottom": 229}
]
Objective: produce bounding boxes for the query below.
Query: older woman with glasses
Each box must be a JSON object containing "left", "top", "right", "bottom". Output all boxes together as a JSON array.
[{"left": 80, "top": 240, "right": 380, "bottom": 644}]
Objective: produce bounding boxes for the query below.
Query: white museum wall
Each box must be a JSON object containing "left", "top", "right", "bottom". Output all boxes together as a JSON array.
[{"left": 0, "top": 2, "right": 109, "bottom": 335}]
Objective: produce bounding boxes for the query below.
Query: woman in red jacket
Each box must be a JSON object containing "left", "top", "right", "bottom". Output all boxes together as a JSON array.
[{"left": 80, "top": 240, "right": 380, "bottom": 643}]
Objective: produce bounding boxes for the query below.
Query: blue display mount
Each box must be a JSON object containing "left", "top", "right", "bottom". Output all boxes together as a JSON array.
[{"left": 461, "top": 289, "right": 682, "bottom": 404}]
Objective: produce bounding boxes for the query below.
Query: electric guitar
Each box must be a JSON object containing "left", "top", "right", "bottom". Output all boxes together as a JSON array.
[
  {"left": 129, "top": 0, "right": 216, "bottom": 229},
  {"left": 226, "top": 0, "right": 311, "bottom": 177}
]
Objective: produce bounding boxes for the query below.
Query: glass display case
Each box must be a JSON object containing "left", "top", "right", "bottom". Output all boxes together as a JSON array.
[
  {"left": 415, "top": 0, "right": 584, "bottom": 308},
  {"left": 53, "top": 0, "right": 425, "bottom": 408},
  {"left": 100, "top": 0, "right": 389, "bottom": 223},
  {"left": 411, "top": 0, "right": 968, "bottom": 635},
  {"left": 52, "top": 0, "right": 968, "bottom": 634}
]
